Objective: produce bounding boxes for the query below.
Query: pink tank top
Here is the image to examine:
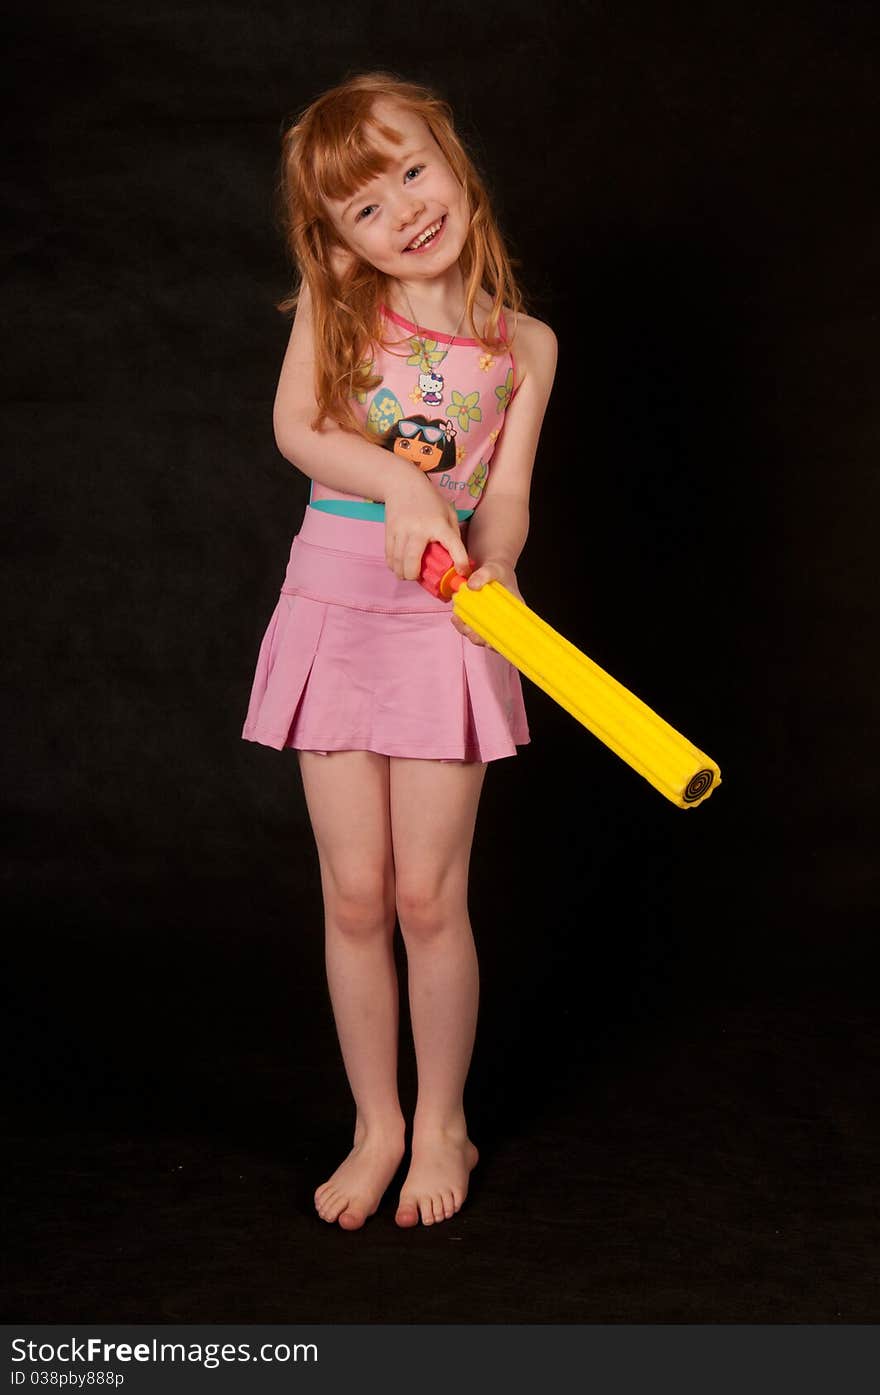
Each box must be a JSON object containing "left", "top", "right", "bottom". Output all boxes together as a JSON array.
[{"left": 309, "top": 304, "right": 517, "bottom": 522}]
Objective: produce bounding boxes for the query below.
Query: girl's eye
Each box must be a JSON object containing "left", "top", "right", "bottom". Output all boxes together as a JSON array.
[
  {"left": 404, "top": 165, "right": 425, "bottom": 182},
  {"left": 356, "top": 204, "right": 377, "bottom": 221},
  {"left": 420, "top": 445, "right": 433, "bottom": 455}
]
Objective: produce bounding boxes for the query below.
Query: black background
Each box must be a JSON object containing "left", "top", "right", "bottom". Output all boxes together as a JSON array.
[{"left": 4, "top": 0, "right": 878, "bottom": 1323}]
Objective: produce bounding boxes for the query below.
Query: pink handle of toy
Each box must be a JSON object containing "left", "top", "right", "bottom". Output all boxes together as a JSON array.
[{"left": 418, "top": 542, "right": 476, "bottom": 601}]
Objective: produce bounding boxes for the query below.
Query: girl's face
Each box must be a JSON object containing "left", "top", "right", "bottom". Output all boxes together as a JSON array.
[{"left": 325, "top": 101, "right": 470, "bottom": 281}]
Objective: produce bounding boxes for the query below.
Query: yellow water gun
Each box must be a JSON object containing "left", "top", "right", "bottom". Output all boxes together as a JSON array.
[{"left": 418, "top": 544, "right": 721, "bottom": 809}]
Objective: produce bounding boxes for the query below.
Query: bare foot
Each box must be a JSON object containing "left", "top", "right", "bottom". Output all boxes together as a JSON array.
[
  {"left": 395, "top": 1129, "right": 479, "bottom": 1227},
  {"left": 314, "top": 1130, "right": 406, "bottom": 1230}
]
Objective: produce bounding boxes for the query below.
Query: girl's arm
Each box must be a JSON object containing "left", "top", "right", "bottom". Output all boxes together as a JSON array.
[
  {"left": 452, "top": 315, "right": 557, "bottom": 645},
  {"left": 272, "top": 284, "right": 471, "bottom": 578}
]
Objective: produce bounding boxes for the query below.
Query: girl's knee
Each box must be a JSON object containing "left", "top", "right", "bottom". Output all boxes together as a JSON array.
[
  {"left": 324, "top": 870, "right": 395, "bottom": 941},
  {"left": 395, "top": 874, "right": 466, "bottom": 942}
]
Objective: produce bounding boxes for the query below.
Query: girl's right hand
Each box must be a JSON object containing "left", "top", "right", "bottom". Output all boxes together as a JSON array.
[{"left": 384, "top": 469, "right": 471, "bottom": 581}]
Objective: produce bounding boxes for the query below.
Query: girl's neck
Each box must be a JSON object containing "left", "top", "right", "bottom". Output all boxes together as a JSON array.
[{"left": 385, "top": 264, "right": 468, "bottom": 336}]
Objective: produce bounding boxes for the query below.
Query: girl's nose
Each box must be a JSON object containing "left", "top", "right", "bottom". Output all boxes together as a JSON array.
[{"left": 395, "top": 194, "right": 424, "bottom": 230}]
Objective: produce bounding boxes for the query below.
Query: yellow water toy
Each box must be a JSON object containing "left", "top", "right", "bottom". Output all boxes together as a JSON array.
[{"left": 418, "top": 543, "right": 721, "bottom": 809}]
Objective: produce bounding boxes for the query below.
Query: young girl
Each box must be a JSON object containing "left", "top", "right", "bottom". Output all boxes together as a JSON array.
[{"left": 242, "top": 72, "right": 557, "bottom": 1230}]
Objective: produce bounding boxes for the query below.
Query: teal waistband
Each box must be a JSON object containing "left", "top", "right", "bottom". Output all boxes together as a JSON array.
[{"left": 309, "top": 497, "right": 475, "bottom": 523}]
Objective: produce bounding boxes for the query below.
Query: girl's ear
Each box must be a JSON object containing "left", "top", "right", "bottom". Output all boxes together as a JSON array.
[{"left": 327, "top": 240, "right": 359, "bottom": 281}]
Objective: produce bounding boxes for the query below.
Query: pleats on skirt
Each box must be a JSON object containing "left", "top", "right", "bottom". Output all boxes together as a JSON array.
[{"left": 241, "top": 506, "right": 530, "bottom": 763}]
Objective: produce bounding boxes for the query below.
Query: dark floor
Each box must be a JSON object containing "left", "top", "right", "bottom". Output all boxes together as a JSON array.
[{"left": 5, "top": 985, "right": 877, "bottom": 1324}]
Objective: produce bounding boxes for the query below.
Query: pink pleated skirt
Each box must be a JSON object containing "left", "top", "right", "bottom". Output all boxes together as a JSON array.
[{"left": 241, "top": 506, "right": 530, "bottom": 762}]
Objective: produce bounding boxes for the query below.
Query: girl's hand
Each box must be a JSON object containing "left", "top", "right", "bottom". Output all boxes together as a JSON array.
[
  {"left": 384, "top": 471, "right": 471, "bottom": 581},
  {"left": 451, "top": 560, "right": 524, "bottom": 648}
]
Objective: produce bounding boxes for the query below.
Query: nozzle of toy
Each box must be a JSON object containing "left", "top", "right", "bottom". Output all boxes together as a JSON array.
[
  {"left": 417, "top": 542, "right": 721, "bottom": 809},
  {"left": 418, "top": 544, "right": 475, "bottom": 600}
]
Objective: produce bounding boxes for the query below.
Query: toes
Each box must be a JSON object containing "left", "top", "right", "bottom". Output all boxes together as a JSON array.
[
  {"left": 317, "top": 1186, "right": 355, "bottom": 1224},
  {"left": 397, "top": 1171, "right": 469, "bottom": 1228},
  {"left": 338, "top": 1204, "right": 367, "bottom": 1231},
  {"left": 395, "top": 1199, "right": 419, "bottom": 1228},
  {"left": 316, "top": 1190, "right": 369, "bottom": 1229},
  {"left": 420, "top": 1195, "right": 446, "bottom": 1226}
]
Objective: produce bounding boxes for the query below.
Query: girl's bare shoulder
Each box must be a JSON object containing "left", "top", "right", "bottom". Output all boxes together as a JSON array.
[
  {"left": 473, "top": 288, "right": 557, "bottom": 371},
  {"left": 506, "top": 309, "right": 558, "bottom": 384},
  {"left": 475, "top": 290, "right": 554, "bottom": 344}
]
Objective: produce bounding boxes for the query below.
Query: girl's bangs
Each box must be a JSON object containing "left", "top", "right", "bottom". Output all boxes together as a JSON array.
[{"left": 312, "top": 112, "right": 403, "bottom": 205}]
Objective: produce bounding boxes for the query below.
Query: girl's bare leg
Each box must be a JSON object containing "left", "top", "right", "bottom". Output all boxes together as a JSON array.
[
  {"left": 389, "top": 757, "right": 487, "bottom": 1227},
  {"left": 298, "top": 749, "right": 405, "bottom": 1229}
]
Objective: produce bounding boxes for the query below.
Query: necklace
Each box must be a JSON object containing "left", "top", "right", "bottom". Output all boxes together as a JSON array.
[
  {"left": 399, "top": 284, "right": 468, "bottom": 345},
  {"left": 398, "top": 285, "right": 468, "bottom": 412}
]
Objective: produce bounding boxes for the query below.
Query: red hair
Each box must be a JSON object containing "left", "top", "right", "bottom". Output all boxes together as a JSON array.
[{"left": 276, "top": 72, "right": 525, "bottom": 434}]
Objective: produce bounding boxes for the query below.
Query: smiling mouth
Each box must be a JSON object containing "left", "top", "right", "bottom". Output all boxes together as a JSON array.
[{"left": 403, "top": 215, "right": 446, "bottom": 252}]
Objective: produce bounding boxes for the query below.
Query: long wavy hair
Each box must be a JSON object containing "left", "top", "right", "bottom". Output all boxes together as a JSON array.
[{"left": 276, "top": 72, "right": 525, "bottom": 434}]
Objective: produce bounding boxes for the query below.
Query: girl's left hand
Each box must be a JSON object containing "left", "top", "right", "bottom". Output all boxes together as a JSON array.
[{"left": 450, "top": 560, "right": 524, "bottom": 648}]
